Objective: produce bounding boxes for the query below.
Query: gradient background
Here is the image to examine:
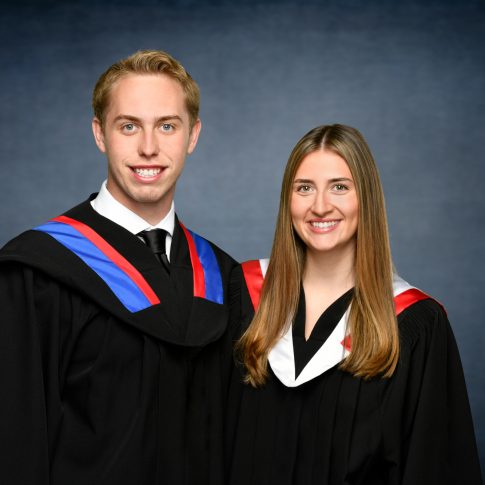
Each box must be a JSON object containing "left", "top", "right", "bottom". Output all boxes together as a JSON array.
[{"left": 1, "top": 0, "right": 484, "bottom": 476}]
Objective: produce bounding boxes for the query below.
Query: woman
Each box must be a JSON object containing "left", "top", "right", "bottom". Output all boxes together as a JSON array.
[{"left": 226, "top": 124, "right": 481, "bottom": 484}]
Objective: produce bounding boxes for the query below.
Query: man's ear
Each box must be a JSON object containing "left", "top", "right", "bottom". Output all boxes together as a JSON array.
[
  {"left": 187, "top": 118, "right": 202, "bottom": 155},
  {"left": 92, "top": 117, "right": 106, "bottom": 153}
]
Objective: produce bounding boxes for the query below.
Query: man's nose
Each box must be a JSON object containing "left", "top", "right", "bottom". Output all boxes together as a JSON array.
[{"left": 138, "top": 130, "right": 160, "bottom": 158}]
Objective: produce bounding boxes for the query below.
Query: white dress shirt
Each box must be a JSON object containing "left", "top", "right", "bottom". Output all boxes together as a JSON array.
[{"left": 90, "top": 180, "right": 174, "bottom": 261}]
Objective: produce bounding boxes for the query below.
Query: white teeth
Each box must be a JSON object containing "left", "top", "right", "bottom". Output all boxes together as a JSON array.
[
  {"left": 134, "top": 168, "right": 161, "bottom": 177},
  {"left": 311, "top": 221, "right": 338, "bottom": 229}
]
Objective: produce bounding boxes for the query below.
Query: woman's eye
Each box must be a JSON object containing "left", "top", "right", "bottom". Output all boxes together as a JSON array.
[
  {"left": 333, "top": 183, "right": 348, "bottom": 191},
  {"left": 297, "top": 185, "right": 312, "bottom": 193}
]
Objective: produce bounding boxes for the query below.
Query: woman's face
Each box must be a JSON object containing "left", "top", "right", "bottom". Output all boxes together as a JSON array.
[{"left": 290, "top": 149, "right": 358, "bottom": 257}]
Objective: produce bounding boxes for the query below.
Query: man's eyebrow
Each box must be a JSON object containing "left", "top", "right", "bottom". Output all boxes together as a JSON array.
[
  {"left": 113, "top": 115, "right": 141, "bottom": 123},
  {"left": 155, "top": 115, "right": 183, "bottom": 123},
  {"left": 112, "top": 114, "right": 184, "bottom": 123}
]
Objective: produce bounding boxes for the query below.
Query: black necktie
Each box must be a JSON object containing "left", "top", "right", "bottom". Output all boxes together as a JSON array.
[{"left": 138, "top": 229, "right": 170, "bottom": 273}]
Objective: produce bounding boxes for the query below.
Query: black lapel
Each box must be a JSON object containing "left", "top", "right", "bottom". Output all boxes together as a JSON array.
[{"left": 169, "top": 215, "right": 230, "bottom": 346}]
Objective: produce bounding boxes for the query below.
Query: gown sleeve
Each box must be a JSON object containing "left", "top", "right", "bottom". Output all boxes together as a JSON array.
[
  {"left": 0, "top": 262, "right": 96, "bottom": 485},
  {"left": 381, "top": 299, "right": 482, "bottom": 484},
  {"left": 219, "top": 265, "right": 243, "bottom": 404}
]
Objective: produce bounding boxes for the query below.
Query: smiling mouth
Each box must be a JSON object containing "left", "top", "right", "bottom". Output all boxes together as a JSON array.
[
  {"left": 310, "top": 221, "right": 339, "bottom": 229},
  {"left": 132, "top": 167, "right": 162, "bottom": 178}
]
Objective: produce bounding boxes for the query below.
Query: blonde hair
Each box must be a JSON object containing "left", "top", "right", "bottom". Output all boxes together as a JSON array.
[
  {"left": 92, "top": 50, "right": 200, "bottom": 128},
  {"left": 238, "top": 124, "right": 398, "bottom": 386}
]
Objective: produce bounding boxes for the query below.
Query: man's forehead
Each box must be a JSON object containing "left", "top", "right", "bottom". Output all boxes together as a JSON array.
[
  {"left": 106, "top": 73, "right": 189, "bottom": 119},
  {"left": 110, "top": 73, "right": 184, "bottom": 98}
]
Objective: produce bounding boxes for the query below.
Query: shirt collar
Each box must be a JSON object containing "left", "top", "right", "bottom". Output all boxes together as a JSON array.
[{"left": 90, "top": 180, "right": 175, "bottom": 237}]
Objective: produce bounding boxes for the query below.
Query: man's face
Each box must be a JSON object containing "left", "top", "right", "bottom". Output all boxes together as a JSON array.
[{"left": 92, "top": 74, "right": 201, "bottom": 221}]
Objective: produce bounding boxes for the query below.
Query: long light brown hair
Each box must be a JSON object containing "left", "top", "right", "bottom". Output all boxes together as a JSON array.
[{"left": 238, "top": 124, "right": 398, "bottom": 387}]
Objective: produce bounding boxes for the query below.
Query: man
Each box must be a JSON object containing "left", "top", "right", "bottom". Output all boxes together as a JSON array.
[{"left": 0, "top": 50, "right": 236, "bottom": 485}]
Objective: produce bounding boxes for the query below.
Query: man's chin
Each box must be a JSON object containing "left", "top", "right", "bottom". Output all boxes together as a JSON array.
[{"left": 127, "top": 190, "right": 173, "bottom": 216}]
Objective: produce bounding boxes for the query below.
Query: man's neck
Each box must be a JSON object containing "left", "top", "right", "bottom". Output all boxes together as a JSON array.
[
  {"left": 90, "top": 181, "right": 175, "bottom": 235},
  {"left": 106, "top": 184, "right": 173, "bottom": 226},
  {"left": 127, "top": 202, "right": 171, "bottom": 226}
]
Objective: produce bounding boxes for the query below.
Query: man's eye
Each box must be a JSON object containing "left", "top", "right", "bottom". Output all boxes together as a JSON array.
[
  {"left": 122, "top": 123, "right": 136, "bottom": 133},
  {"left": 161, "top": 123, "right": 174, "bottom": 132}
]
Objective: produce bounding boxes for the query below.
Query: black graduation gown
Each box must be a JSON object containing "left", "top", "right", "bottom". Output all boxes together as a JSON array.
[
  {"left": 0, "top": 197, "right": 236, "bottom": 485},
  {"left": 226, "top": 265, "right": 482, "bottom": 485}
]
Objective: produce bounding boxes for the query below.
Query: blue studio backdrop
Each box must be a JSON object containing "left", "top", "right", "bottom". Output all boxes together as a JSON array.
[{"left": 1, "top": 0, "right": 484, "bottom": 476}]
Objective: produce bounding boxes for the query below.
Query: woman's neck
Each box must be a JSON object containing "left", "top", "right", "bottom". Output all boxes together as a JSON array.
[
  {"left": 300, "top": 243, "right": 355, "bottom": 340},
  {"left": 303, "top": 242, "right": 355, "bottom": 295}
]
